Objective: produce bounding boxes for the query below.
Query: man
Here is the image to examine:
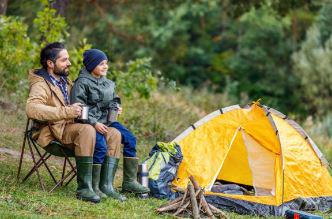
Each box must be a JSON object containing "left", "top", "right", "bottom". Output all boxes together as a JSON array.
[{"left": 26, "top": 42, "right": 121, "bottom": 203}]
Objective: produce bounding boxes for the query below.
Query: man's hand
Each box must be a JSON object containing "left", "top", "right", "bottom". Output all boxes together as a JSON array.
[
  {"left": 95, "top": 122, "right": 108, "bottom": 134},
  {"left": 71, "top": 102, "right": 83, "bottom": 117}
]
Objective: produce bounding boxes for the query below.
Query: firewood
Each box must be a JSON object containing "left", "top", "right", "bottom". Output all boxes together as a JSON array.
[
  {"left": 159, "top": 195, "right": 183, "bottom": 208},
  {"left": 157, "top": 201, "right": 182, "bottom": 212},
  {"left": 173, "top": 189, "right": 200, "bottom": 217},
  {"left": 198, "top": 193, "right": 203, "bottom": 211},
  {"left": 199, "top": 191, "right": 214, "bottom": 218},
  {"left": 173, "top": 199, "right": 191, "bottom": 216},
  {"left": 208, "top": 204, "right": 228, "bottom": 219},
  {"left": 188, "top": 184, "right": 200, "bottom": 219},
  {"left": 189, "top": 175, "right": 201, "bottom": 190},
  {"left": 180, "top": 187, "right": 189, "bottom": 206}
]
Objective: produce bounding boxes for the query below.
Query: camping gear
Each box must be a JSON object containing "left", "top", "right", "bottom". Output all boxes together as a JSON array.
[
  {"left": 157, "top": 176, "right": 228, "bottom": 218},
  {"left": 137, "top": 162, "right": 149, "bottom": 198},
  {"left": 108, "top": 97, "right": 121, "bottom": 123},
  {"left": 138, "top": 162, "right": 149, "bottom": 188},
  {"left": 172, "top": 103, "right": 332, "bottom": 216},
  {"left": 146, "top": 142, "right": 183, "bottom": 200},
  {"left": 80, "top": 105, "right": 89, "bottom": 121},
  {"left": 285, "top": 209, "right": 323, "bottom": 219},
  {"left": 108, "top": 103, "right": 119, "bottom": 123}
]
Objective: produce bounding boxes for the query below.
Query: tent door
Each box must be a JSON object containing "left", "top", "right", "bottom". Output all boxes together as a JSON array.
[{"left": 241, "top": 130, "right": 276, "bottom": 196}]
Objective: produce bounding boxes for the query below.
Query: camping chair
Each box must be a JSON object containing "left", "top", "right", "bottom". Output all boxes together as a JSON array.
[{"left": 17, "top": 118, "right": 77, "bottom": 192}]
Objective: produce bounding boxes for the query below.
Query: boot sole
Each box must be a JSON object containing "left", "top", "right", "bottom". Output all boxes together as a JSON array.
[
  {"left": 76, "top": 195, "right": 101, "bottom": 203},
  {"left": 121, "top": 189, "right": 150, "bottom": 194}
]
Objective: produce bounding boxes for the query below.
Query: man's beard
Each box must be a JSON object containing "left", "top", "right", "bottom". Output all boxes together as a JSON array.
[{"left": 54, "top": 65, "right": 69, "bottom": 77}]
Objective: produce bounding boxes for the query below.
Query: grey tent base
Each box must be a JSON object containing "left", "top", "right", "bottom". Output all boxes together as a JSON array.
[{"left": 205, "top": 195, "right": 332, "bottom": 217}]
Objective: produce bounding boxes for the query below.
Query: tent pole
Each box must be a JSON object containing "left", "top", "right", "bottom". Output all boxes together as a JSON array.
[{"left": 281, "top": 168, "right": 285, "bottom": 216}]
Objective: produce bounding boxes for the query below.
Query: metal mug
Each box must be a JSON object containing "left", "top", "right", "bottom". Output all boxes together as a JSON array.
[
  {"left": 80, "top": 105, "right": 89, "bottom": 121},
  {"left": 108, "top": 103, "right": 119, "bottom": 123}
]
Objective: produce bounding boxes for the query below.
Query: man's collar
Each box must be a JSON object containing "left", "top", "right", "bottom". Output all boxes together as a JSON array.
[
  {"left": 36, "top": 68, "right": 67, "bottom": 86},
  {"left": 49, "top": 74, "right": 66, "bottom": 84}
]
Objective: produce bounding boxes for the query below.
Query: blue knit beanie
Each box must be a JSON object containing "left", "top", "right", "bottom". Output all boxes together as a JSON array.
[{"left": 83, "top": 49, "right": 108, "bottom": 72}]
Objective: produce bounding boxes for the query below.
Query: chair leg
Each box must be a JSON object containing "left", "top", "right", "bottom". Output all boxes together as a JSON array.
[
  {"left": 22, "top": 152, "right": 50, "bottom": 183},
  {"left": 60, "top": 148, "right": 77, "bottom": 186},
  {"left": 49, "top": 167, "right": 76, "bottom": 193},
  {"left": 31, "top": 140, "right": 57, "bottom": 184},
  {"left": 64, "top": 157, "right": 76, "bottom": 186},
  {"left": 49, "top": 148, "right": 77, "bottom": 192},
  {"left": 61, "top": 158, "right": 67, "bottom": 186},
  {"left": 64, "top": 170, "right": 76, "bottom": 187},
  {"left": 26, "top": 137, "right": 46, "bottom": 191},
  {"left": 17, "top": 119, "right": 30, "bottom": 180}
]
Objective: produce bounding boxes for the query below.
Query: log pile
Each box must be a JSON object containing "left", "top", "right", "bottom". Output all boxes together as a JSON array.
[{"left": 157, "top": 176, "right": 228, "bottom": 219}]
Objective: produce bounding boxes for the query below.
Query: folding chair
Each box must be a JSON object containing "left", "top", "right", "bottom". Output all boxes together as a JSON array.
[{"left": 17, "top": 118, "right": 77, "bottom": 192}]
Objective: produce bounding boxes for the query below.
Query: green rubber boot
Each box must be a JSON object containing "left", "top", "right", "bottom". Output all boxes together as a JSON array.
[
  {"left": 92, "top": 164, "right": 107, "bottom": 199},
  {"left": 100, "top": 156, "right": 126, "bottom": 201},
  {"left": 75, "top": 157, "right": 100, "bottom": 203},
  {"left": 122, "top": 157, "right": 150, "bottom": 194}
]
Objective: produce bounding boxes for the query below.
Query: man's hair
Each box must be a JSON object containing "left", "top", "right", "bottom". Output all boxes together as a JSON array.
[{"left": 40, "top": 42, "right": 66, "bottom": 69}]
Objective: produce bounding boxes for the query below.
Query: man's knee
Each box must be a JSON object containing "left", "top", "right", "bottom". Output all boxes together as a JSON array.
[
  {"left": 79, "top": 124, "right": 95, "bottom": 138},
  {"left": 75, "top": 124, "right": 96, "bottom": 156}
]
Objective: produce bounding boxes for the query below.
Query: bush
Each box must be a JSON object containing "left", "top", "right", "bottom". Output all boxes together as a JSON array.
[{"left": 0, "top": 16, "right": 32, "bottom": 92}]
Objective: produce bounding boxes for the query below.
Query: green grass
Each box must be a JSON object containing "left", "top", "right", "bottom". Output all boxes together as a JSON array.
[{"left": 0, "top": 89, "right": 331, "bottom": 218}]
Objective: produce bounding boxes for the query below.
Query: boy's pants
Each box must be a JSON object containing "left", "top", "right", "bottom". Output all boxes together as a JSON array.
[
  {"left": 93, "top": 122, "right": 137, "bottom": 164},
  {"left": 93, "top": 132, "right": 107, "bottom": 164}
]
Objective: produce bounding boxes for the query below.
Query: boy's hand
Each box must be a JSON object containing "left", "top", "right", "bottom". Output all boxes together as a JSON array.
[
  {"left": 94, "top": 122, "right": 108, "bottom": 134},
  {"left": 118, "top": 106, "right": 122, "bottom": 115}
]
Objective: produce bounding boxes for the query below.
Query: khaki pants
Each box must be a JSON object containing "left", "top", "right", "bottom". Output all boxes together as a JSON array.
[
  {"left": 105, "top": 127, "right": 122, "bottom": 158},
  {"left": 61, "top": 123, "right": 96, "bottom": 156},
  {"left": 61, "top": 124, "right": 122, "bottom": 157}
]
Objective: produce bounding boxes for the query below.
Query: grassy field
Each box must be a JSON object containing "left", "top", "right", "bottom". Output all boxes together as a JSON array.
[{"left": 0, "top": 89, "right": 331, "bottom": 218}]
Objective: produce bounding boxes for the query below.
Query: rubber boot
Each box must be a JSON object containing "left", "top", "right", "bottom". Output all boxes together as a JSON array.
[
  {"left": 75, "top": 157, "right": 100, "bottom": 203},
  {"left": 122, "top": 157, "right": 150, "bottom": 194},
  {"left": 100, "top": 156, "right": 126, "bottom": 201},
  {"left": 92, "top": 164, "right": 107, "bottom": 199}
]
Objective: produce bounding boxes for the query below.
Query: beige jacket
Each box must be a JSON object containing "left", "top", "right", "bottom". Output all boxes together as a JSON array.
[{"left": 26, "top": 69, "right": 77, "bottom": 147}]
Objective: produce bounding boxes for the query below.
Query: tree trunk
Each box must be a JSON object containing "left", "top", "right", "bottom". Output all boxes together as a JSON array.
[
  {"left": 51, "top": 0, "right": 68, "bottom": 16},
  {"left": 0, "top": 0, "right": 8, "bottom": 15}
]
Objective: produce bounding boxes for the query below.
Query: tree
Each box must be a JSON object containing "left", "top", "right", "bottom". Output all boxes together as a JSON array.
[
  {"left": 292, "top": 3, "right": 332, "bottom": 116},
  {"left": 229, "top": 5, "right": 302, "bottom": 114},
  {"left": 0, "top": 0, "right": 8, "bottom": 15}
]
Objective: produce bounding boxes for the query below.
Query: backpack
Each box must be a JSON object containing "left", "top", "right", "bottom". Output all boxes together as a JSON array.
[{"left": 146, "top": 142, "right": 183, "bottom": 200}]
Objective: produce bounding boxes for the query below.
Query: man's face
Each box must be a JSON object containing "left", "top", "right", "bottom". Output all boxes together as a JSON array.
[{"left": 53, "top": 49, "right": 71, "bottom": 76}]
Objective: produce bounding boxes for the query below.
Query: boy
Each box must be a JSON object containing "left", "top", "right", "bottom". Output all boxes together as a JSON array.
[{"left": 70, "top": 49, "right": 150, "bottom": 201}]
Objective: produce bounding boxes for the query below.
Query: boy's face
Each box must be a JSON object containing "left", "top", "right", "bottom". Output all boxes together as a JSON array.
[{"left": 92, "top": 60, "right": 108, "bottom": 78}]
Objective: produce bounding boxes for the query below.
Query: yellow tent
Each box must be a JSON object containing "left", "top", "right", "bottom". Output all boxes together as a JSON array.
[{"left": 172, "top": 103, "right": 332, "bottom": 207}]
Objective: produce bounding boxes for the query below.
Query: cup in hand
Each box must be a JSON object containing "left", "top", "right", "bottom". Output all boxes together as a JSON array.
[{"left": 79, "top": 105, "right": 89, "bottom": 121}]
